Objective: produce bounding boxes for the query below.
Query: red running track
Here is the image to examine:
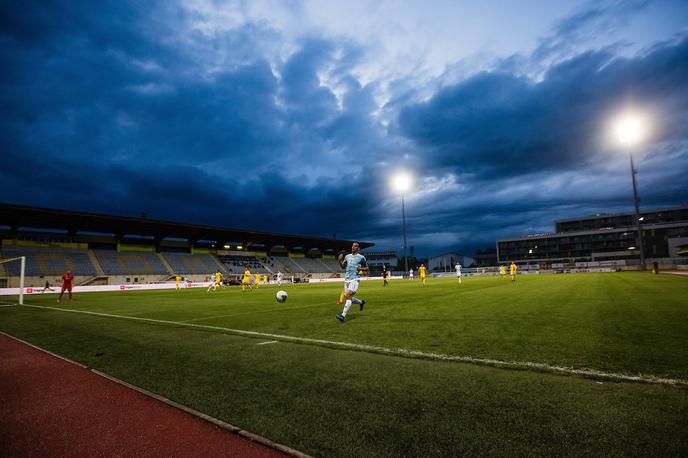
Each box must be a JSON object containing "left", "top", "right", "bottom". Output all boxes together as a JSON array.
[{"left": 0, "top": 333, "right": 292, "bottom": 458}]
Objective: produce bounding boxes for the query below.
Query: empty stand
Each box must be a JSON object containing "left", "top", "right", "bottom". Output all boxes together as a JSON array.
[
  {"left": 92, "top": 250, "right": 169, "bottom": 275},
  {"left": 268, "top": 256, "right": 307, "bottom": 274},
  {"left": 1, "top": 247, "right": 96, "bottom": 277},
  {"left": 162, "top": 253, "right": 228, "bottom": 275}
]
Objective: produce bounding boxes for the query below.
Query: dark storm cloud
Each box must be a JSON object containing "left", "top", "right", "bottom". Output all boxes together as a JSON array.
[
  {"left": 398, "top": 35, "right": 688, "bottom": 180},
  {"left": 1, "top": 1, "right": 687, "bottom": 257}
]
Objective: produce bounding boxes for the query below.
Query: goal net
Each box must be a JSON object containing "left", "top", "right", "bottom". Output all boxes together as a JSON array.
[{"left": 0, "top": 256, "right": 26, "bottom": 306}]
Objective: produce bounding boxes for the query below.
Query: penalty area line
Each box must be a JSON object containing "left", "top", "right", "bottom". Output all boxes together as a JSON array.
[{"left": 21, "top": 304, "right": 688, "bottom": 387}]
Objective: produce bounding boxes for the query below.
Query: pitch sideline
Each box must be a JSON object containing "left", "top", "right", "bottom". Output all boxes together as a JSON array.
[{"left": 19, "top": 303, "right": 688, "bottom": 386}]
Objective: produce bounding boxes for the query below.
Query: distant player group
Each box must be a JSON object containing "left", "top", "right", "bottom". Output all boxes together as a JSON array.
[{"left": 50, "top": 248, "right": 518, "bottom": 326}]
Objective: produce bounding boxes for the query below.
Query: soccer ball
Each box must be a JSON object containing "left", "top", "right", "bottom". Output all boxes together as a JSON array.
[{"left": 276, "top": 290, "right": 288, "bottom": 303}]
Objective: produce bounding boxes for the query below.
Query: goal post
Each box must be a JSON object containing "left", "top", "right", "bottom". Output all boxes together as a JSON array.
[{"left": 0, "top": 256, "right": 26, "bottom": 305}]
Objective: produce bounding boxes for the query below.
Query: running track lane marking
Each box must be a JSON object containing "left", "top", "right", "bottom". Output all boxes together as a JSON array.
[{"left": 18, "top": 304, "right": 688, "bottom": 386}]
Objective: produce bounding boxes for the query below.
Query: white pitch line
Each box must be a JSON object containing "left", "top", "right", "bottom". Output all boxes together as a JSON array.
[
  {"left": 20, "top": 304, "right": 688, "bottom": 386},
  {"left": 257, "top": 340, "right": 279, "bottom": 346}
]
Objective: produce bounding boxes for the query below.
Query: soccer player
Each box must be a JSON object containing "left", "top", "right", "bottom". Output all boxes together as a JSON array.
[
  {"left": 254, "top": 272, "right": 261, "bottom": 288},
  {"left": 455, "top": 263, "right": 462, "bottom": 284},
  {"left": 382, "top": 263, "right": 389, "bottom": 286},
  {"left": 500, "top": 265, "right": 506, "bottom": 278},
  {"left": 510, "top": 262, "right": 517, "bottom": 282},
  {"left": 409, "top": 268, "right": 414, "bottom": 280},
  {"left": 276, "top": 271, "right": 283, "bottom": 286},
  {"left": 241, "top": 266, "right": 253, "bottom": 292},
  {"left": 41, "top": 280, "right": 54, "bottom": 294},
  {"left": 336, "top": 242, "right": 368, "bottom": 322},
  {"left": 419, "top": 264, "right": 427, "bottom": 285},
  {"left": 263, "top": 274, "right": 268, "bottom": 285},
  {"left": 175, "top": 275, "right": 182, "bottom": 290},
  {"left": 207, "top": 271, "right": 220, "bottom": 292},
  {"left": 57, "top": 270, "right": 74, "bottom": 303}
]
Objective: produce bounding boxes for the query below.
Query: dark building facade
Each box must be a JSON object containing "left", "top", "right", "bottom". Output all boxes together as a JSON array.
[{"left": 497, "top": 206, "right": 688, "bottom": 263}]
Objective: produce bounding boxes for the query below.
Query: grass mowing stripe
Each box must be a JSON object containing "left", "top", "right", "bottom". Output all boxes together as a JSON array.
[
  {"left": 180, "top": 303, "right": 327, "bottom": 322},
  {"left": 21, "top": 303, "right": 688, "bottom": 386}
]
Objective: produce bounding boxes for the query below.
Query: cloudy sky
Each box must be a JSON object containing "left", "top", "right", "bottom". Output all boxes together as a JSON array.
[{"left": 1, "top": 0, "right": 687, "bottom": 256}]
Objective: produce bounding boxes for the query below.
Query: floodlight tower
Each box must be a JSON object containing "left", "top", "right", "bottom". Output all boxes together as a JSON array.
[
  {"left": 615, "top": 113, "right": 646, "bottom": 271},
  {"left": 392, "top": 173, "right": 412, "bottom": 275}
]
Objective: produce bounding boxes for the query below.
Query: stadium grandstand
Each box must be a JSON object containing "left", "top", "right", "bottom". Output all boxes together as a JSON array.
[
  {"left": 359, "top": 250, "right": 398, "bottom": 273},
  {"left": 497, "top": 205, "right": 688, "bottom": 269},
  {"left": 0, "top": 203, "right": 373, "bottom": 288}
]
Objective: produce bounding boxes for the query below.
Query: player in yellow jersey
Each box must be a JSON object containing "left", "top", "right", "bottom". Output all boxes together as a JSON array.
[
  {"left": 500, "top": 265, "right": 506, "bottom": 278},
  {"left": 336, "top": 250, "right": 347, "bottom": 304},
  {"left": 510, "top": 262, "right": 517, "bottom": 282},
  {"left": 419, "top": 264, "right": 427, "bottom": 285},
  {"left": 263, "top": 274, "right": 268, "bottom": 285},
  {"left": 242, "top": 266, "right": 253, "bottom": 292},
  {"left": 207, "top": 271, "right": 221, "bottom": 291},
  {"left": 175, "top": 275, "right": 181, "bottom": 290},
  {"left": 254, "top": 273, "right": 261, "bottom": 288}
]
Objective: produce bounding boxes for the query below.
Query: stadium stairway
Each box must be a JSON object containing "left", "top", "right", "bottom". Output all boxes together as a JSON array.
[
  {"left": 210, "top": 255, "right": 230, "bottom": 275},
  {"left": 286, "top": 257, "right": 307, "bottom": 273},
  {"left": 157, "top": 253, "right": 177, "bottom": 276},
  {"left": 87, "top": 250, "right": 106, "bottom": 276},
  {"left": 78, "top": 275, "right": 109, "bottom": 286},
  {"left": 317, "top": 258, "right": 338, "bottom": 273}
]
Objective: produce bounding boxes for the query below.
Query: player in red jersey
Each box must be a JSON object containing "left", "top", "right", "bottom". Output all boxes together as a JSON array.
[{"left": 57, "top": 270, "right": 75, "bottom": 303}]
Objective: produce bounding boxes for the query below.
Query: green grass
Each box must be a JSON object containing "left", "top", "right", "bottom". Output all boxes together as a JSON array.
[{"left": 1, "top": 272, "right": 687, "bottom": 456}]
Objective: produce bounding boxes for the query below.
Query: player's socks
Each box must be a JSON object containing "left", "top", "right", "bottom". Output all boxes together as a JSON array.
[{"left": 342, "top": 300, "right": 352, "bottom": 317}]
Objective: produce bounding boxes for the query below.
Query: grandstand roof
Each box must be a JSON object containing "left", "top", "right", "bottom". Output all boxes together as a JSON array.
[{"left": 0, "top": 203, "right": 373, "bottom": 251}]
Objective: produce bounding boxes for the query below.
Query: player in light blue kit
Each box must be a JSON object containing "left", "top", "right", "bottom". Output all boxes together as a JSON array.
[{"left": 336, "top": 242, "right": 369, "bottom": 322}]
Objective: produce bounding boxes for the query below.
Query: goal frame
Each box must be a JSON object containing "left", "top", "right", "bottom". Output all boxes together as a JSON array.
[{"left": 0, "top": 256, "right": 26, "bottom": 305}]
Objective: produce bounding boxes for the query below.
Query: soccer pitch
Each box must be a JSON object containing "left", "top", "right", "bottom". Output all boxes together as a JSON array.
[{"left": 1, "top": 273, "right": 687, "bottom": 456}]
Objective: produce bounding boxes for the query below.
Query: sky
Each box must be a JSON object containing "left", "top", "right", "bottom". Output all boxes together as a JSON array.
[{"left": 1, "top": 0, "right": 687, "bottom": 256}]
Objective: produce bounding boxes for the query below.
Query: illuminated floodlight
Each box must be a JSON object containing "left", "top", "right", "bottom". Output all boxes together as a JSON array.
[
  {"left": 614, "top": 112, "right": 646, "bottom": 145},
  {"left": 391, "top": 172, "right": 412, "bottom": 193}
]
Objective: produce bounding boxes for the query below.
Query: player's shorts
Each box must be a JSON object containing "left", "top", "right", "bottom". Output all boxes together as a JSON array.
[
  {"left": 242, "top": 279, "right": 250, "bottom": 284},
  {"left": 61, "top": 284, "right": 72, "bottom": 292},
  {"left": 344, "top": 280, "right": 359, "bottom": 294}
]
